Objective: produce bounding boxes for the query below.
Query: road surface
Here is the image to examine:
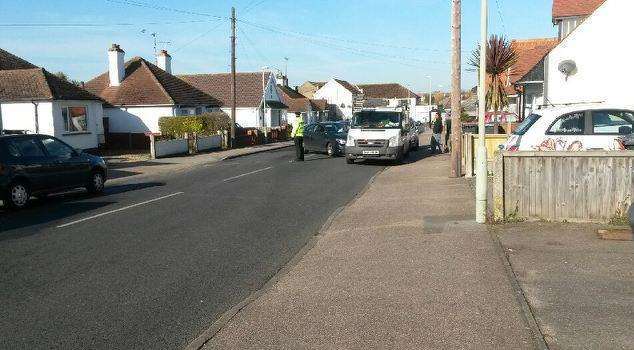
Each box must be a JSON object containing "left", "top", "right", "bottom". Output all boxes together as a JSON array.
[{"left": 0, "top": 148, "right": 384, "bottom": 349}]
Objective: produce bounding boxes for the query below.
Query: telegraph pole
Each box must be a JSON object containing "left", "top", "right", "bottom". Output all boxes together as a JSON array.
[
  {"left": 230, "top": 7, "right": 237, "bottom": 148},
  {"left": 476, "top": 0, "right": 489, "bottom": 223},
  {"left": 450, "top": 0, "right": 462, "bottom": 178}
]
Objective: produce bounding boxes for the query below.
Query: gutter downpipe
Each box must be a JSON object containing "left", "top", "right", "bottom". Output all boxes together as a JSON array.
[{"left": 32, "top": 100, "right": 39, "bottom": 133}]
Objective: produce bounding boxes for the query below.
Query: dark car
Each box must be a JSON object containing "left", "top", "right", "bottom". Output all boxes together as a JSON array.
[
  {"left": 0, "top": 134, "right": 107, "bottom": 209},
  {"left": 303, "top": 122, "right": 348, "bottom": 157}
]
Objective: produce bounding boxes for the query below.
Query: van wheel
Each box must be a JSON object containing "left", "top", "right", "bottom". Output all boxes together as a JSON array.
[
  {"left": 87, "top": 170, "right": 105, "bottom": 194},
  {"left": 326, "top": 143, "right": 335, "bottom": 157},
  {"left": 5, "top": 181, "right": 30, "bottom": 209}
]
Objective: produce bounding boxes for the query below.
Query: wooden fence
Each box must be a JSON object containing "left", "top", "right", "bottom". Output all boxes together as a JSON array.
[
  {"left": 493, "top": 151, "right": 634, "bottom": 223},
  {"left": 462, "top": 134, "right": 509, "bottom": 177}
]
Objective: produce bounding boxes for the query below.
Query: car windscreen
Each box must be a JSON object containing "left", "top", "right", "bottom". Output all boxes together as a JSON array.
[
  {"left": 324, "top": 123, "right": 347, "bottom": 133},
  {"left": 513, "top": 114, "right": 541, "bottom": 135},
  {"left": 351, "top": 112, "right": 401, "bottom": 129}
]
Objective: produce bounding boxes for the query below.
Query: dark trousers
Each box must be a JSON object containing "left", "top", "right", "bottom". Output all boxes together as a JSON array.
[{"left": 294, "top": 137, "right": 304, "bottom": 161}]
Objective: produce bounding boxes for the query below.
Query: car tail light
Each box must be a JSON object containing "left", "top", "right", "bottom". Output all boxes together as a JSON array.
[{"left": 507, "top": 145, "right": 519, "bottom": 152}]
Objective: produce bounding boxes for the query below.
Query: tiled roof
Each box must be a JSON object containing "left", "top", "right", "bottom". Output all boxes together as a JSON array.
[
  {"left": 307, "top": 81, "right": 326, "bottom": 88},
  {"left": 552, "top": 0, "right": 605, "bottom": 20},
  {"left": 503, "top": 38, "right": 559, "bottom": 94},
  {"left": 179, "top": 72, "right": 274, "bottom": 108},
  {"left": 277, "top": 85, "right": 326, "bottom": 113},
  {"left": 0, "top": 48, "right": 38, "bottom": 70},
  {"left": 357, "top": 83, "right": 419, "bottom": 99},
  {"left": 0, "top": 68, "right": 102, "bottom": 102},
  {"left": 84, "top": 57, "right": 219, "bottom": 107},
  {"left": 333, "top": 79, "right": 362, "bottom": 94}
]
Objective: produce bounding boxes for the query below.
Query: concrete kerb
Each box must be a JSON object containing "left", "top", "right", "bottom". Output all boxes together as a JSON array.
[
  {"left": 220, "top": 144, "right": 293, "bottom": 161},
  {"left": 488, "top": 225, "right": 550, "bottom": 350},
  {"left": 185, "top": 167, "right": 387, "bottom": 350}
]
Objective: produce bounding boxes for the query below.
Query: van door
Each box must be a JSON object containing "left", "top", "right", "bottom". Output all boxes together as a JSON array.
[{"left": 589, "top": 110, "right": 634, "bottom": 150}]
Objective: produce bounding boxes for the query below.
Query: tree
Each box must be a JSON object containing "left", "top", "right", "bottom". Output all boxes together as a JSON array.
[
  {"left": 469, "top": 35, "right": 518, "bottom": 132},
  {"left": 53, "top": 71, "right": 82, "bottom": 87}
]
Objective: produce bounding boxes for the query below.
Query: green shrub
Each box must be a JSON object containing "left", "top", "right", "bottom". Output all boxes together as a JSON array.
[{"left": 159, "top": 112, "right": 231, "bottom": 139}]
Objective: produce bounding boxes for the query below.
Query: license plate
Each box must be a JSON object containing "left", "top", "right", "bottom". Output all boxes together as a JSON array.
[{"left": 362, "top": 150, "right": 380, "bottom": 155}]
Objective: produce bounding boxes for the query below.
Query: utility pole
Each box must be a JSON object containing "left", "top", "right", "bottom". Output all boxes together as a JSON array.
[
  {"left": 450, "top": 0, "right": 462, "bottom": 178},
  {"left": 230, "top": 7, "right": 237, "bottom": 148},
  {"left": 476, "top": 0, "right": 489, "bottom": 223}
]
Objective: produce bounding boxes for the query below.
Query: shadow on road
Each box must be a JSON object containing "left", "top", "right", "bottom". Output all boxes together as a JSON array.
[{"left": 0, "top": 182, "right": 165, "bottom": 238}]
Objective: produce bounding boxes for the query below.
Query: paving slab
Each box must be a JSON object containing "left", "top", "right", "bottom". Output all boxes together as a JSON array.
[{"left": 199, "top": 153, "right": 538, "bottom": 350}]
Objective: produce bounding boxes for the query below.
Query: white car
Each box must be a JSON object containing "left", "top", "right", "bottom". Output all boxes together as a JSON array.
[{"left": 503, "top": 103, "right": 634, "bottom": 151}]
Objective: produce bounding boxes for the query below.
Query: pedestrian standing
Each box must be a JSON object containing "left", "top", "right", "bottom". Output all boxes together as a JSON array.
[
  {"left": 291, "top": 112, "right": 305, "bottom": 161},
  {"left": 444, "top": 113, "right": 452, "bottom": 153},
  {"left": 431, "top": 111, "right": 444, "bottom": 154}
]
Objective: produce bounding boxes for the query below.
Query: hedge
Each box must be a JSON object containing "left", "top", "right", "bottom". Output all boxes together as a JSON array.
[{"left": 158, "top": 112, "right": 231, "bottom": 139}]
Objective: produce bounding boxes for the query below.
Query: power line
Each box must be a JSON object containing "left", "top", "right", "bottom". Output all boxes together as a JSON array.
[
  {"left": 237, "top": 26, "right": 270, "bottom": 64},
  {"left": 172, "top": 19, "right": 228, "bottom": 52},
  {"left": 0, "top": 19, "right": 220, "bottom": 28},
  {"left": 105, "top": 0, "right": 227, "bottom": 20},
  {"left": 243, "top": 0, "right": 270, "bottom": 14}
]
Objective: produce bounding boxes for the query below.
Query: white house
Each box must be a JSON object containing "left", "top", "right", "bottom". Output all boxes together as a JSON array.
[
  {"left": 179, "top": 71, "right": 288, "bottom": 128},
  {"left": 544, "top": 0, "right": 630, "bottom": 105},
  {"left": 356, "top": 83, "right": 419, "bottom": 110},
  {"left": 0, "top": 48, "right": 105, "bottom": 150},
  {"left": 313, "top": 78, "right": 364, "bottom": 119},
  {"left": 84, "top": 45, "right": 219, "bottom": 147}
]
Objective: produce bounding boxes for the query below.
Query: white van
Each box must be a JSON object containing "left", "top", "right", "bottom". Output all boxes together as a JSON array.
[
  {"left": 345, "top": 109, "right": 413, "bottom": 164},
  {"left": 503, "top": 103, "right": 634, "bottom": 151}
]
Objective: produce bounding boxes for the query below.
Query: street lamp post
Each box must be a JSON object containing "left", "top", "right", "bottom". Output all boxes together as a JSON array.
[{"left": 476, "top": 0, "right": 488, "bottom": 223}]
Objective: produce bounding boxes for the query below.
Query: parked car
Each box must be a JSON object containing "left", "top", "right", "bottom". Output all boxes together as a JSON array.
[
  {"left": 502, "top": 103, "right": 634, "bottom": 151},
  {"left": 0, "top": 134, "right": 107, "bottom": 209},
  {"left": 303, "top": 121, "right": 348, "bottom": 157}
]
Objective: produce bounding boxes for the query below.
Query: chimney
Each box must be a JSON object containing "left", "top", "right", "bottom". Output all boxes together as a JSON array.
[
  {"left": 108, "top": 44, "right": 125, "bottom": 86},
  {"left": 157, "top": 50, "right": 172, "bottom": 74}
]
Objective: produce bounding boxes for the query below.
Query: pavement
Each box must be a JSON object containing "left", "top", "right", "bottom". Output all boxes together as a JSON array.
[
  {"left": 0, "top": 144, "right": 382, "bottom": 349},
  {"left": 105, "top": 141, "right": 293, "bottom": 184},
  {"left": 200, "top": 151, "right": 540, "bottom": 349},
  {"left": 494, "top": 222, "right": 634, "bottom": 350}
]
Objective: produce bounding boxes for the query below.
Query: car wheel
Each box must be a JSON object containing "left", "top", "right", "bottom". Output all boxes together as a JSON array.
[
  {"left": 5, "top": 181, "right": 30, "bottom": 209},
  {"left": 326, "top": 143, "right": 335, "bottom": 157},
  {"left": 87, "top": 170, "right": 105, "bottom": 194},
  {"left": 346, "top": 157, "right": 355, "bottom": 164}
]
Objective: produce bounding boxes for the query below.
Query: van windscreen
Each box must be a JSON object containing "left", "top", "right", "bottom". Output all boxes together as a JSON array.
[
  {"left": 351, "top": 112, "right": 401, "bottom": 129},
  {"left": 514, "top": 114, "right": 541, "bottom": 135}
]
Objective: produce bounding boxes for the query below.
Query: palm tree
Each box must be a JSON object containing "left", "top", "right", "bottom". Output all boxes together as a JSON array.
[{"left": 470, "top": 35, "right": 518, "bottom": 133}]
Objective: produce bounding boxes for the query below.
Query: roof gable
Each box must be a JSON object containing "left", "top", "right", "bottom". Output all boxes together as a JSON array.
[
  {"left": 553, "top": 0, "right": 605, "bottom": 20},
  {"left": 84, "top": 57, "right": 219, "bottom": 107},
  {"left": 333, "top": 79, "right": 362, "bottom": 94}
]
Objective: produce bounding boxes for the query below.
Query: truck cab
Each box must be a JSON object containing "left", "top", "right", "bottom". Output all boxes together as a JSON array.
[{"left": 345, "top": 108, "right": 412, "bottom": 164}]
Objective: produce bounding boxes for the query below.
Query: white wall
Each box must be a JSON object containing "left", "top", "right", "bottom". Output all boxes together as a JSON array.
[
  {"left": 220, "top": 107, "right": 261, "bottom": 128},
  {"left": 105, "top": 106, "right": 174, "bottom": 133},
  {"left": 0, "top": 100, "right": 103, "bottom": 149},
  {"left": 545, "top": 0, "right": 631, "bottom": 105},
  {"left": 314, "top": 79, "right": 354, "bottom": 119}
]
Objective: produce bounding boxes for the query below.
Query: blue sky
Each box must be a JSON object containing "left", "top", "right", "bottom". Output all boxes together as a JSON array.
[{"left": 0, "top": 0, "right": 557, "bottom": 92}]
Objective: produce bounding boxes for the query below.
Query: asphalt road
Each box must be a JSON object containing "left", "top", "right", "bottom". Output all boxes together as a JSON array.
[{"left": 0, "top": 148, "right": 385, "bottom": 349}]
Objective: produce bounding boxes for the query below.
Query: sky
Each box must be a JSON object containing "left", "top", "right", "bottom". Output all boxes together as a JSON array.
[{"left": 0, "top": 0, "right": 557, "bottom": 92}]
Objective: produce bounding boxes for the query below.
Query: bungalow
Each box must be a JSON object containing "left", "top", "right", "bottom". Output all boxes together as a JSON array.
[
  {"left": 179, "top": 71, "right": 288, "bottom": 128},
  {"left": 544, "top": 0, "right": 629, "bottom": 105},
  {"left": 84, "top": 45, "right": 219, "bottom": 148},
  {"left": 356, "top": 83, "right": 419, "bottom": 109},
  {"left": 277, "top": 85, "right": 329, "bottom": 125},
  {"left": 313, "top": 78, "right": 364, "bottom": 119},
  {"left": 298, "top": 81, "right": 326, "bottom": 99},
  {"left": 0, "top": 48, "right": 105, "bottom": 150}
]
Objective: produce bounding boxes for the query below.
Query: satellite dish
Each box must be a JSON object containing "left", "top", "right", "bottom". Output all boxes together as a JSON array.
[{"left": 558, "top": 60, "right": 577, "bottom": 77}]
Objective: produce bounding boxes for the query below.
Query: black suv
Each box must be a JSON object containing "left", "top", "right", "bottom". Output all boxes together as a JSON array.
[{"left": 0, "top": 134, "right": 107, "bottom": 209}]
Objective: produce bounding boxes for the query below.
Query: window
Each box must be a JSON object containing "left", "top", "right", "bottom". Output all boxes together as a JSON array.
[
  {"left": 547, "top": 112, "right": 584, "bottom": 135},
  {"left": 4, "top": 137, "right": 46, "bottom": 158},
  {"left": 514, "top": 114, "right": 541, "bottom": 136},
  {"left": 41, "top": 137, "right": 74, "bottom": 158},
  {"left": 195, "top": 107, "right": 203, "bottom": 115},
  {"left": 314, "top": 125, "right": 325, "bottom": 133},
  {"left": 592, "top": 111, "right": 634, "bottom": 134},
  {"left": 62, "top": 106, "right": 88, "bottom": 133}
]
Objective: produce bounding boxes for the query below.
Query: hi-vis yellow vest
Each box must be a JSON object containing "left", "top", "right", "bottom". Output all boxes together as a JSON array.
[{"left": 291, "top": 118, "right": 305, "bottom": 138}]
